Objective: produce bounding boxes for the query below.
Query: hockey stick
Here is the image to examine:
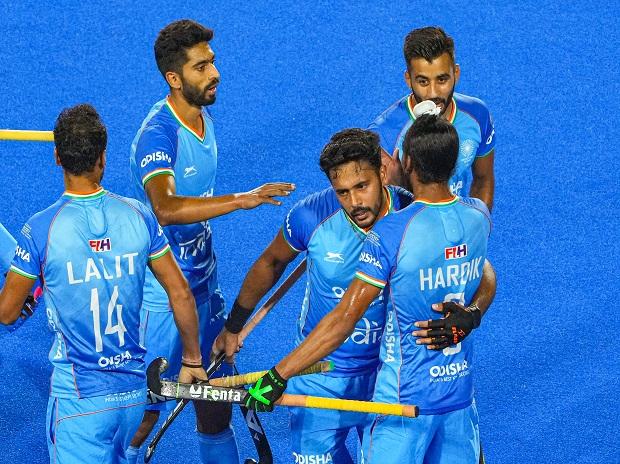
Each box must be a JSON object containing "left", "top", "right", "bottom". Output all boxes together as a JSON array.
[
  {"left": 0, "top": 129, "right": 54, "bottom": 142},
  {"left": 147, "top": 357, "right": 419, "bottom": 418},
  {"left": 209, "top": 361, "right": 333, "bottom": 388},
  {"left": 234, "top": 364, "right": 273, "bottom": 464},
  {"left": 144, "top": 258, "right": 307, "bottom": 462}
]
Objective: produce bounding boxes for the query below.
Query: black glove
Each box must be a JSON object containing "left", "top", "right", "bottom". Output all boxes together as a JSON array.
[
  {"left": 245, "top": 367, "right": 287, "bottom": 412},
  {"left": 423, "top": 302, "right": 481, "bottom": 350}
]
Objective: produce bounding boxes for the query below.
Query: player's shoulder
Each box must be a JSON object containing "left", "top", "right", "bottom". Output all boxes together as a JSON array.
[
  {"left": 458, "top": 196, "right": 492, "bottom": 225},
  {"left": 454, "top": 92, "right": 492, "bottom": 122},
  {"left": 291, "top": 187, "right": 341, "bottom": 220},
  {"left": 20, "top": 196, "right": 70, "bottom": 242},
  {"left": 137, "top": 99, "right": 179, "bottom": 140},
  {"left": 105, "top": 192, "right": 154, "bottom": 219},
  {"left": 369, "top": 95, "right": 409, "bottom": 128},
  {"left": 387, "top": 185, "right": 414, "bottom": 211}
]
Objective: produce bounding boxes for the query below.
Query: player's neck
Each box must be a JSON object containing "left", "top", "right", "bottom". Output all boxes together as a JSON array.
[
  {"left": 63, "top": 173, "right": 102, "bottom": 195},
  {"left": 168, "top": 93, "right": 204, "bottom": 136},
  {"left": 413, "top": 183, "right": 453, "bottom": 203}
]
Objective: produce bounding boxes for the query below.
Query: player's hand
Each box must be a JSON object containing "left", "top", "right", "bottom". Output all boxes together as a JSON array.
[
  {"left": 245, "top": 367, "right": 287, "bottom": 412},
  {"left": 212, "top": 328, "right": 243, "bottom": 363},
  {"left": 236, "top": 183, "right": 295, "bottom": 209},
  {"left": 178, "top": 365, "right": 208, "bottom": 384},
  {"left": 382, "top": 148, "right": 407, "bottom": 188},
  {"left": 412, "top": 302, "right": 481, "bottom": 350}
]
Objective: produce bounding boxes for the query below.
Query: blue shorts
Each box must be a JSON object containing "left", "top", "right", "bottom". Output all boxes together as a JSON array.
[
  {"left": 141, "top": 289, "right": 232, "bottom": 411},
  {"left": 363, "top": 401, "right": 480, "bottom": 464},
  {"left": 287, "top": 370, "right": 376, "bottom": 464},
  {"left": 46, "top": 388, "right": 146, "bottom": 464}
]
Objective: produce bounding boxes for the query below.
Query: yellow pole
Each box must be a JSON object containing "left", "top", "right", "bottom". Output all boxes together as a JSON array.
[
  {"left": 209, "top": 361, "right": 333, "bottom": 388},
  {"left": 0, "top": 130, "right": 54, "bottom": 142}
]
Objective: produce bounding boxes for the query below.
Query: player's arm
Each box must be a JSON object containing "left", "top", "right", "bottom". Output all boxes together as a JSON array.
[
  {"left": 213, "top": 230, "right": 299, "bottom": 359},
  {"left": 0, "top": 270, "right": 35, "bottom": 325},
  {"left": 145, "top": 175, "right": 295, "bottom": 226},
  {"left": 243, "top": 278, "right": 380, "bottom": 411},
  {"left": 148, "top": 251, "right": 206, "bottom": 382},
  {"left": 413, "top": 259, "right": 497, "bottom": 349},
  {"left": 470, "top": 150, "right": 495, "bottom": 211}
]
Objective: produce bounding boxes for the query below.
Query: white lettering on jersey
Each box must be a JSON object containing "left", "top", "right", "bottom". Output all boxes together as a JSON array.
[
  {"left": 419, "top": 256, "right": 482, "bottom": 291},
  {"left": 359, "top": 252, "right": 382, "bottom": 269},
  {"left": 183, "top": 165, "right": 198, "bottom": 178},
  {"left": 293, "top": 452, "right": 333, "bottom": 464},
  {"left": 449, "top": 180, "right": 464, "bottom": 196},
  {"left": 429, "top": 360, "right": 470, "bottom": 383},
  {"left": 15, "top": 245, "right": 31, "bottom": 262},
  {"left": 345, "top": 317, "right": 381, "bottom": 346},
  {"left": 140, "top": 151, "right": 172, "bottom": 168},
  {"left": 67, "top": 253, "right": 139, "bottom": 284},
  {"left": 384, "top": 310, "right": 396, "bottom": 363},
  {"left": 486, "top": 128, "right": 495, "bottom": 145},
  {"left": 98, "top": 350, "right": 132, "bottom": 368}
]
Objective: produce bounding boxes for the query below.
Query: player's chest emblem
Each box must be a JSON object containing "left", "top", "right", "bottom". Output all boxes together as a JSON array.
[
  {"left": 459, "top": 139, "right": 477, "bottom": 164},
  {"left": 184, "top": 165, "right": 198, "bottom": 178},
  {"left": 323, "top": 251, "right": 345, "bottom": 264}
]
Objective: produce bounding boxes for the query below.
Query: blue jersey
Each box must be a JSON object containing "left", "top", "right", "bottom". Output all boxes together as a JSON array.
[
  {"left": 0, "top": 222, "right": 17, "bottom": 287},
  {"left": 355, "top": 196, "right": 491, "bottom": 414},
  {"left": 283, "top": 185, "right": 413, "bottom": 376},
  {"left": 369, "top": 93, "right": 496, "bottom": 196},
  {"left": 9, "top": 189, "right": 170, "bottom": 398},
  {"left": 130, "top": 97, "right": 218, "bottom": 308}
]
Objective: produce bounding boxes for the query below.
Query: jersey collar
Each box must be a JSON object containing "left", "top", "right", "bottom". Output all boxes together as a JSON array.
[
  {"left": 406, "top": 95, "right": 457, "bottom": 124},
  {"left": 344, "top": 186, "right": 393, "bottom": 235},
  {"left": 63, "top": 187, "right": 106, "bottom": 201},
  {"left": 165, "top": 97, "right": 206, "bottom": 142},
  {"left": 414, "top": 195, "right": 458, "bottom": 207}
]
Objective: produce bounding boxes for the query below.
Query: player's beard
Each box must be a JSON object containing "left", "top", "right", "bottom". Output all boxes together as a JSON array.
[
  {"left": 349, "top": 204, "right": 381, "bottom": 229},
  {"left": 410, "top": 84, "right": 455, "bottom": 118},
  {"left": 181, "top": 77, "right": 218, "bottom": 107}
]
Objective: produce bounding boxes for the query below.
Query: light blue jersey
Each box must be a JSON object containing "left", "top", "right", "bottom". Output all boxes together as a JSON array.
[
  {"left": 283, "top": 185, "right": 413, "bottom": 376},
  {"left": 130, "top": 97, "right": 218, "bottom": 308},
  {"left": 355, "top": 196, "right": 491, "bottom": 415},
  {"left": 369, "top": 93, "right": 496, "bottom": 196},
  {"left": 10, "top": 188, "right": 170, "bottom": 398},
  {"left": 0, "top": 222, "right": 17, "bottom": 287}
]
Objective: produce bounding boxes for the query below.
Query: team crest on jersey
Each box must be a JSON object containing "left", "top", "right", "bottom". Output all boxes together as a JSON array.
[
  {"left": 445, "top": 243, "right": 467, "bottom": 260},
  {"left": 460, "top": 139, "right": 476, "bottom": 164},
  {"left": 89, "top": 237, "right": 112, "bottom": 252}
]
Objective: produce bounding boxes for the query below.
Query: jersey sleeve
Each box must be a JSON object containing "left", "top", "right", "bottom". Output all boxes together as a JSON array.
[
  {"left": 281, "top": 202, "right": 314, "bottom": 253},
  {"left": 9, "top": 222, "right": 42, "bottom": 280},
  {"left": 0, "top": 222, "right": 17, "bottom": 275},
  {"left": 135, "top": 125, "right": 177, "bottom": 186},
  {"left": 354, "top": 219, "right": 399, "bottom": 289},
  {"left": 135, "top": 202, "right": 170, "bottom": 260},
  {"left": 476, "top": 105, "right": 496, "bottom": 158}
]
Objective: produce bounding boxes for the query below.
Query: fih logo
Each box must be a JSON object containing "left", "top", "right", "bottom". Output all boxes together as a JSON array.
[
  {"left": 445, "top": 243, "right": 467, "bottom": 260},
  {"left": 89, "top": 238, "right": 112, "bottom": 253}
]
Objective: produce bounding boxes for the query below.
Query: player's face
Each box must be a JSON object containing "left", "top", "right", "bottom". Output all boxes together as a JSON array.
[
  {"left": 179, "top": 42, "right": 220, "bottom": 107},
  {"left": 405, "top": 53, "right": 460, "bottom": 116},
  {"left": 329, "top": 160, "right": 386, "bottom": 229}
]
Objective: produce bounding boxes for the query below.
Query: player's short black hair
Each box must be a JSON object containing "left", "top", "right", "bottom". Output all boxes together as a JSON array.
[
  {"left": 403, "top": 26, "right": 455, "bottom": 67},
  {"left": 53, "top": 104, "right": 107, "bottom": 176},
  {"left": 319, "top": 128, "right": 382, "bottom": 178},
  {"left": 155, "top": 19, "right": 214, "bottom": 78},
  {"left": 402, "top": 114, "right": 458, "bottom": 184}
]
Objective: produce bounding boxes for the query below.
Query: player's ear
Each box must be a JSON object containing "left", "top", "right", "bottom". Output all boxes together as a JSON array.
[
  {"left": 404, "top": 69, "right": 412, "bottom": 89},
  {"left": 99, "top": 150, "right": 106, "bottom": 169},
  {"left": 379, "top": 164, "right": 387, "bottom": 184},
  {"left": 454, "top": 63, "right": 461, "bottom": 84},
  {"left": 54, "top": 148, "right": 62, "bottom": 166},
  {"left": 165, "top": 71, "right": 182, "bottom": 90}
]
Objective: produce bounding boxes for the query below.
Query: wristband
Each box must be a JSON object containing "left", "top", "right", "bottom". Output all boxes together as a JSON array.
[
  {"left": 467, "top": 303, "right": 482, "bottom": 329},
  {"left": 224, "top": 299, "right": 254, "bottom": 334}
]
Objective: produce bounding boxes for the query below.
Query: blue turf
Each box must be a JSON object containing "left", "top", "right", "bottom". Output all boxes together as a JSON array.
[{"left": 0, "top": 1, "right": 618, "bottom": 463}]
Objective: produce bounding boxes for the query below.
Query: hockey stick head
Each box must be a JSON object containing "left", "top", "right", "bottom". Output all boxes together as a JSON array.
[{"left": 147, "top": 357, "right": 169, "bottom": 395}]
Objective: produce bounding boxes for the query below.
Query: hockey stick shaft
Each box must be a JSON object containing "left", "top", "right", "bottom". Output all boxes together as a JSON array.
[
  {"left": 208, "top": 360, "right": 332, "bottom": 387},
  {"left": 156, "top": 378, "right": 418, "bottom": 418},
  {"left": 0, "top": 129, "right": 53, "bottom": 142}
]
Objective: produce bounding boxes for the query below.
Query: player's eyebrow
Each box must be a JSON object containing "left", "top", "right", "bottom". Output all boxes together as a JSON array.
[{"left": 192, "top": 56, "right": 215, "bottom": 68}]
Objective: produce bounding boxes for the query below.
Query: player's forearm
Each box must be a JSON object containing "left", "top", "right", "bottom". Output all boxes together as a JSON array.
[
  {"left": 236, "top": 253, "right": 290, "bottom": 310},
  {"left": 152, "top": 194, "right": 244, "bottom": 226},
  {"left": 276, "top": 304, "right": 356, "bottom": 379},
  {"left": 169, "top": 288, "right": 202, "bottom": 361},
  {"left": 470, "top": 259, "right": 497, "bottom": 317},
  {"left": 470, "top": 177, "right": 494, "bottom": 211}
]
